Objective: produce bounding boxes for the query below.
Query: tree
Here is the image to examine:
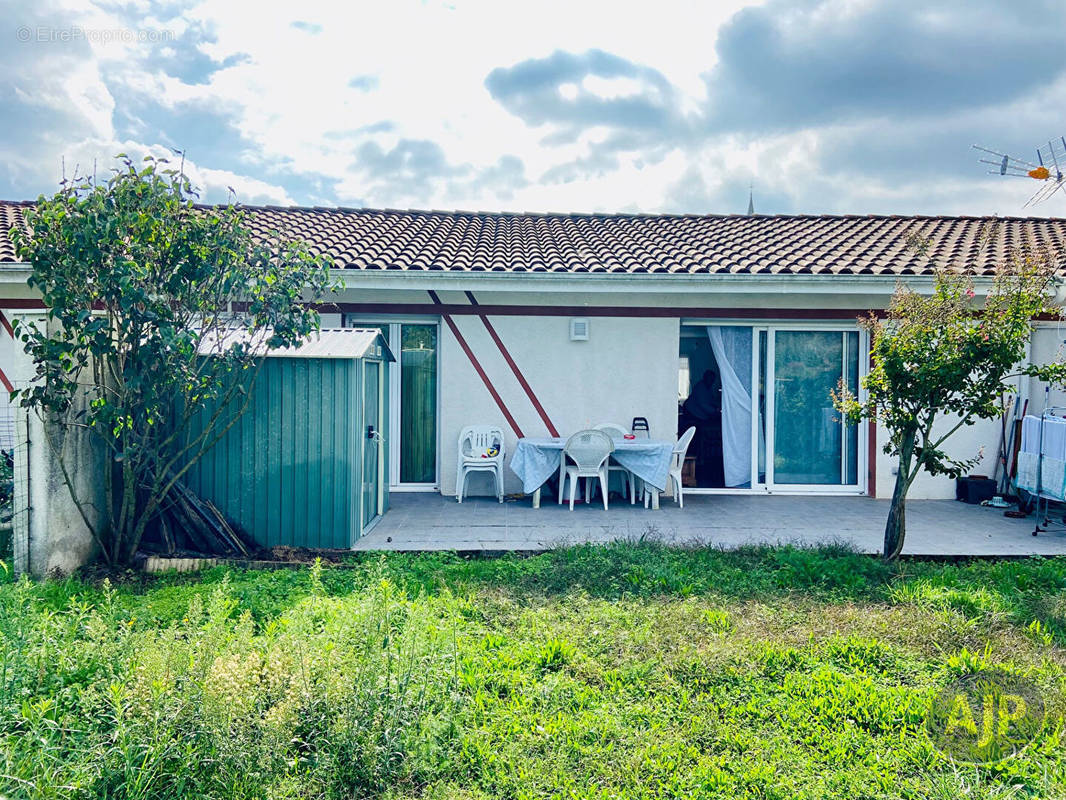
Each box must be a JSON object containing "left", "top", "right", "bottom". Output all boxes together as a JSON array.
[
  {"left": 10, "top": 155, "right": 336, "bottom": 566},
  {"left": 834, "top": 237, "right": 1066, "bottom": 560}
]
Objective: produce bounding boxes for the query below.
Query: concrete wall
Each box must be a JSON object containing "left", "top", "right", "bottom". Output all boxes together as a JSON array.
[
  {"left": 19, "top": 402, "right": 104, "bottom": 576},
  {"left": 7, "top": 312, "right": 102, "bottom": 576}
]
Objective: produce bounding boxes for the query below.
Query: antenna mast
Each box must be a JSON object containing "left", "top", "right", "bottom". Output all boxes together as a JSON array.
[{"left": 973, "top": 138, "right": 1066, "bottom": 207}]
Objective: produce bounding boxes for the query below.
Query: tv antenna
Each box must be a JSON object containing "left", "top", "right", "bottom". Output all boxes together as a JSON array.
[{"left": 973, "top": 138, "right": 1066, "bottom": 207}]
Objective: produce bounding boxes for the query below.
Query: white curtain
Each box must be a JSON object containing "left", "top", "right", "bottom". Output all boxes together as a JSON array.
[{"left": 707, "top": 327, "right": 752, "bottom": 488}]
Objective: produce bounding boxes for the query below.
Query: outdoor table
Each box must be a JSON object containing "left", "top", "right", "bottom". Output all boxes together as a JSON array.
[{"left": 510, "top": 436, "right": 674, "bottom": 509}]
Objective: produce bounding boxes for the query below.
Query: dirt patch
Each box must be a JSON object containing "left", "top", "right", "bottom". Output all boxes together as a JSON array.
[{"left": 258, "top": 546, "right": 352, "bottom": 564}]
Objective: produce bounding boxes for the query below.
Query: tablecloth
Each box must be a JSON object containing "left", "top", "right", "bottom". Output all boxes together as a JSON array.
[{"left": 509, "top": 437, "right": 674, "bottom": 494}]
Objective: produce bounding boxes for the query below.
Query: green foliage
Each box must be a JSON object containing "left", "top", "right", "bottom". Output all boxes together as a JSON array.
[
  {"left": 0, "top": 450, "right": 11, "bottom": 562},
  {"left": 834, "top": 237, "right": 1066, "bottom": 558},
  {"left": 2, "top": 546, "right": 1066, "bottom": 798},
  {"left": 0, "top": 449, "right": 12, "bottom": 511},
  {"left": 10, "top": 156, "right": 337, "bottom": 565}
]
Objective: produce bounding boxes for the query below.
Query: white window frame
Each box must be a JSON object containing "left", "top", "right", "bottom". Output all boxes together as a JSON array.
[
  {"left": 343, "top": 315, "right": 441, "bottom": 492},
  {"left": 680, "top": 319, "right": 869, "bottom": 496}
]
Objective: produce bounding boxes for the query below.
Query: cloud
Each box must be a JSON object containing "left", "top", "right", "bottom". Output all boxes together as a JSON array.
[
  {"left": 0, "top": 2, "right": 115, "bottom": 197},
  {"left": 486, "top": 49, "right": 686, "bottom": 141},
  {"left": 355, "top": 138, "right": 464, "bottom": 182},
  {"left": 2, "top": 0, "right": 1065, "bottom": 219},
  {"left": 347, "top": 75, "right": 379, "bottom": 92},
  {"left": 109, "top": 91, "right": 256, "bottom": 170},
  {"left": 702, "top": 0, "right": 1066, "bottom": 132},
  {"left": 290, "top": 20, "right": 323, "bottom": 35},
  {"left": 346, "top": 139, "right": 528, "bottom": 208},
  {"left": 451, "top": 155, "right": 530, "bottom": 203},
  {"left": 134, "top": 19, "right": 250, "bottom": 86},
  {"left": 540, "top": 151, "right": 619, "bottom": 185}
]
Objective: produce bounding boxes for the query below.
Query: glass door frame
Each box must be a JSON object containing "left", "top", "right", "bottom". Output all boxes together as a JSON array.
[
  {"left": 343, "top": 315, "right": 441, "bottom": 492},
  {"left": 681, "top": 319, "right": 869, "bottom": 496},
  {"left": 763, "top": 325, "right": 867, "bottom": 494},
  {"left": 359, "top": 358, "right": 386, "bottom": 537}
]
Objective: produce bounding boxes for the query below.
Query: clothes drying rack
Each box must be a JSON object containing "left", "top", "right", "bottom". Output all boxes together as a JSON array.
[{"left": 1018, "top": 406, "right": 1066, "bottom": 536}]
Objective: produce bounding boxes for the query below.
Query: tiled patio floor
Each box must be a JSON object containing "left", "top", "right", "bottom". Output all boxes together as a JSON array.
[{"left": 354, "top": 492, "right": 1066, "bottom": 557}]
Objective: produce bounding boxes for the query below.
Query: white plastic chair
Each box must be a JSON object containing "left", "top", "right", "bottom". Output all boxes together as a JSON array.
[
  {"left": 560, "top": 429, "right": 614, "bottom": 510},
  {"left": 594, "top": 423, "right": 637, "bottom": 503},
  {"left": 456, "top": 425, "right": 505, "bottom": 503},
  {"left": 644, "top": 426, "right": 696, "bottom": 509}
]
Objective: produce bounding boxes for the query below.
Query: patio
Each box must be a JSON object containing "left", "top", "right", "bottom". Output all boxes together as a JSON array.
[{"left": 355, "top": 493, "right": 1066, "bottom": 556}]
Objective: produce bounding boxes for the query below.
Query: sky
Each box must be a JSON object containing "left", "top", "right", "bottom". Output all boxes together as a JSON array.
[{"left": 2, "top": 0, "right": 1065, "bottom": 216}]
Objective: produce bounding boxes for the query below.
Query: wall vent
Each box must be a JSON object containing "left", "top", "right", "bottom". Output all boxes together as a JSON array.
[{"left": 569, "top": 318, "right": 589, "bottom": 341}]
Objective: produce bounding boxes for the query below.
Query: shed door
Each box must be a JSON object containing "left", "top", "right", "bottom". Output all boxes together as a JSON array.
[{"left": 362, "top": 360, "right": 384, "bottom": 529}]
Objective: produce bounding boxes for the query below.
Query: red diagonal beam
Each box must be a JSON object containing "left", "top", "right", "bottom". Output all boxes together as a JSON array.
[
  {"left": 428, "top": 290, "right": 523, "bottom": 438},
  {"left": 0, "top": 310, "right": 15, "bottom": 392},
  {"left": 464, "top": 291, "right": 559, "bottom": 437}
]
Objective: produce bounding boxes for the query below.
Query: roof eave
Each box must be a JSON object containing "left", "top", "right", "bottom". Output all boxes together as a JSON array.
[{"left": 330, "top": 268, "right": 992, "bottom": 296}]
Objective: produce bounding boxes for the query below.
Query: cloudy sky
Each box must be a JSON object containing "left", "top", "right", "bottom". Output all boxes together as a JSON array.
[{"left": 2, "top": 0, "right": 1064, "bottom": 216}]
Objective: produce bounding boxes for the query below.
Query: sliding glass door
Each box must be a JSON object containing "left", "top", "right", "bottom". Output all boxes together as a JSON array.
[
  {"left": 769, "top": 330, "right": 859, "bottom": 488},
  {"left": 345, "top": 318, "right": 439, "bottom": 489},
  {"left": 679, "top": 324, "right": 865, "bottom": 494}
]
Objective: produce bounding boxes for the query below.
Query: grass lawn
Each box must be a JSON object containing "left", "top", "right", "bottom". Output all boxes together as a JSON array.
[{"left": 2, "top": 544, "right": 1066, "bottom": 799}]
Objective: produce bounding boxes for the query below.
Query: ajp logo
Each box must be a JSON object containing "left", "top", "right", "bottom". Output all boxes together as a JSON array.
[{"left": 926, "top": 669, "right": 1045, "bottom": 765}]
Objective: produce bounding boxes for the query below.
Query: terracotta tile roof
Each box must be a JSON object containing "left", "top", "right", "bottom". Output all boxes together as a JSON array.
[
  {"left": 2, "top": 199, "right": 1065, "bottom": 276},
  {"left": 0, "top": 201, "right": 30, "bottom": 264}
]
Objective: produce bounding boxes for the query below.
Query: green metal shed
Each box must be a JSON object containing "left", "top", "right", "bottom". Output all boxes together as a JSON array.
[{"left": 182, "top": 329, "right": 395, "bottom": 549}]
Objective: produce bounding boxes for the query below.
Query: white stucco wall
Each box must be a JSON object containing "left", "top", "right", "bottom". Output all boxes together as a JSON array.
[
  {"left": 335, "top": 280, "right": 1025, "bottom": 503},
  {"left": 438, "top": 312, "right": 679, "bottom": 497},
  {"left": 1027, "top": 322, "right": 1066, "bottom": 414},
  {"left": 874, "top": 414, "right": 1001, "bottom": 500},
  {"left": 0, "top": 314, "right": 25, "bottom": 450},
  {"left": 872, "top": 322, "right": 1066, "bottom": 500}
]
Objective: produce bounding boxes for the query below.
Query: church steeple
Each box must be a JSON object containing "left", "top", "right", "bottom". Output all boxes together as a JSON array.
[{"left": 747, "top": 184, "right": 755, "bottom": 215}]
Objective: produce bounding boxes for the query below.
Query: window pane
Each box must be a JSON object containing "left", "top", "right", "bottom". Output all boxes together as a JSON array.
[
  {"left": 773, "top": 331, "right": 843, "bottom": 485},
  {"left": 758, "top": 330, "right": 767, "bottom": 484},
  {"left": 845, "top": 331, "right": 860, "bottom": 485},
  {"left": 400, "top": 324, "right": 437, "bottom": 483}
]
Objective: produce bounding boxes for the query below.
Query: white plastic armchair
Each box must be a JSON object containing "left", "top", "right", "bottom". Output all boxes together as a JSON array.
[
  {"left": 644, "top": 426, "right": 697, "bottom": 509},
  {"left": 456, "top": 425, "right": 505, "bottom": 503},
  {"left": 560, "top": 429, "right": 615, "bottom": 510},
  {"left": 594, "top": 422, "right": 637, "bottom": 503}
]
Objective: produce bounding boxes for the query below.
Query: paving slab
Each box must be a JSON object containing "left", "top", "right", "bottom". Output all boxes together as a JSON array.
[{"left": 352, "top": 493, "right": 1066, "bottom": 557}]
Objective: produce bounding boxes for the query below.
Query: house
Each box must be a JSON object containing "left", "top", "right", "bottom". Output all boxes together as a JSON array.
[{"left": 2, "top": 200, "right": 1066, "bottom": 519}]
